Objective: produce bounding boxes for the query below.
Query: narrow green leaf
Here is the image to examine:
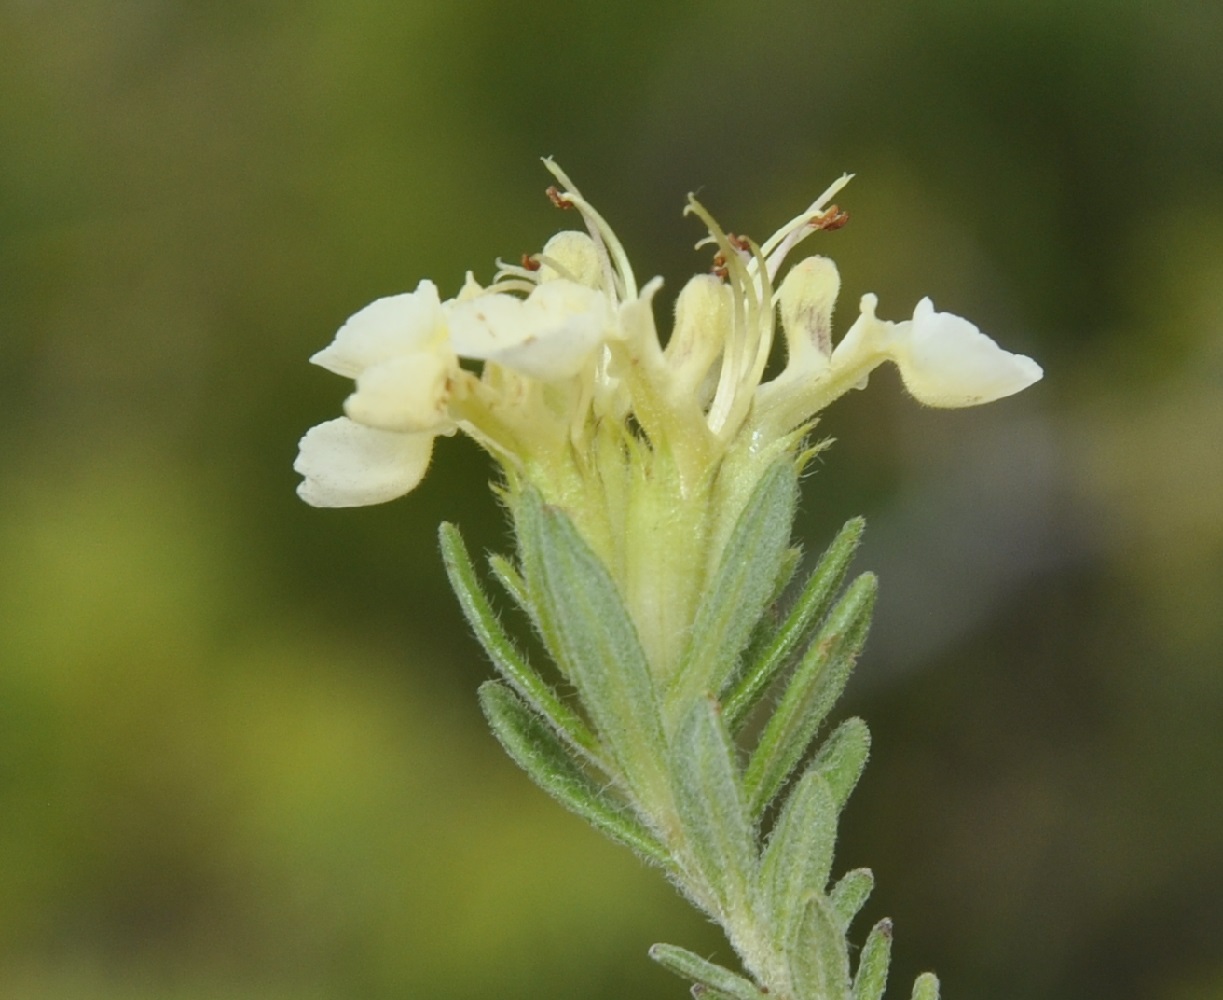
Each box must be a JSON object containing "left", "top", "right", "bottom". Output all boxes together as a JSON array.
[
  {"left": 511, "top": 488, "right": 566, "bottom": 670},
  {"left": 774, "top": 545, "right": 804, "bottom": 604},
  {"left": 724, "top": 517, "right": 865, "bottom": 731},
  {"left": 912, "top": 972, "right": 941, "bottom": 1000},
  {"left": 648, "top": 943, "right": 765, "bottom": 1000},
  {"left": 667, "top": 460, "right": 799, "bottom": 712},
  {"left": 478, "top": 681, "right": 669, "bottom": 866},
  {"left": 733, "top": 544, "right": 802, "bottom": 692},
  {"left": 829, "top": 868, "right": 874, "bottom": 928},
  {"left": 671, "top": 699, "right": 756, "bottom": 916},
  {"left": 756, "top": 768, "right": 838, "bottom": 946},
  {"left": 744, "top": 572, "right": 876, "bottom": 819},
  {"left": 811, "top": 717, "right": 871, "bottom": 810},
  {"left": 488, "top": 551, "right": 530, "bottom": 615},
  {"left": 788, "top": 893, "right": 853, "bottom": 1000},
  {"left": 852, "top": 919, "right": 893, "bottom": 1000},
  {"left": 439, "top": 522, "right": 598, "bottom": 754},
  {"left": 514, "top": 489, "right": 669, "bottom": 805}
]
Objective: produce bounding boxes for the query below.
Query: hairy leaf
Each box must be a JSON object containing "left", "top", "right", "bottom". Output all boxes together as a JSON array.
[
  {"left": 756, "top": 769, "right": 838, "bottom": 946},
  {"left": 671, "top": 698, "right": 756, "bottom": 916},
  {"left": 648, "top": 943, "right": 765, "bottom": 1000},
  {"left": 744, "top": 572, "right": 877, "bottom": 819},
  {"left": 812, "top": 716, "right": 871, "bottom": 810},
  {"left": 488, "top": 551, "right": 531, "bottom": 615},
  {"left": 853, "top": 919, "right": 893, "bottom": 1000},
  {"left": 439, "top": 522, "right": 598, "bottom": 754},
  {"left": 912, "top": 972, "right": 941, "bottom": 1000},
  {"left": 829, "top": 868, "right": 875, "bottom": 928},
  {"left": 514, "top": 489, "right": 669, "bottom": 806},
  {"left": 478, "top": 681, "right": 668, "bottom": 866},
  {"left": 724, "top": 517, "right": 865, "bottom": 731},
  {"left": 788, "top": 893, "right": 853, "bottom": 1000},
  {"left": 668, "top": 459, "right": 799, "bottom": 712}
]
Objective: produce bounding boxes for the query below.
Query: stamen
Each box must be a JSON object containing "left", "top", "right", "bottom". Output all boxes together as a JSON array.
[
  {"left": 485, "top": 278, "right": 539, "bottom": 296},
  {"left": 742, "top": 237, "right": 777, "bottom": 395},
  {"left": 530, "top": 252, "right": 582, "bottom": 285},
  {"left": 546, "top": 185, "right": 575, "bottom": 210},
  {"left": 811, "top": 205, "right": 850, "bottom": 231},
  {"left": 686, "top": 196, "right": 767, "bottom": 436},
  {"left": 542, "top": 158, "right": 638, "bottom": 302},
  {"left": 494, "top": 257, "right": 545, "bottom": 285},
  {"left": 761, "top": 173, "right": 854, "bottom": 281}
]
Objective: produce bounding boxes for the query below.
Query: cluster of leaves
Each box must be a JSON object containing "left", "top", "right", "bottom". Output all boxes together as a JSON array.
[{"left": 440, "top": 463, "right": 939, "bottom": 1000}]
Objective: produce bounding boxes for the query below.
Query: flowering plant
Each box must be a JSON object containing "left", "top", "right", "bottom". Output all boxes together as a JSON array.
[{"left": 296, "top": 161, "right": 1040, "bottom": 1000}]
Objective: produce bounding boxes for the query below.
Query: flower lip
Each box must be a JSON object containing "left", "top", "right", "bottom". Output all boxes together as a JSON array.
[
  {"left": 297, "top": 164, "right": 1046, "bottom": 509},
  {"left": 445, "top": 279, "right": 613, "bottom": 380},
  {"left": 892, "top": 297, "right": 1043, "bottom": 407},
  {"left": 343, "top": 352, "right": 454, "bottom": 433},
  {"left": 295, "top": 417, "right": 434, "bottom": 507},
  {"left": 310, "top": 280, "right": 445, "bottom": 379}
]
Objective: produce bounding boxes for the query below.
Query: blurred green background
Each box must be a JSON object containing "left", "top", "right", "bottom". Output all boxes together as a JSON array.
[{"left": 2, "top": 1, "right": 1221, "bottom": 998}]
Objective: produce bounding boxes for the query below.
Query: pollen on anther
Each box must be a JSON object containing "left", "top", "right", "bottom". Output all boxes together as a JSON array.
[
  {"left": 811, "top": 205, "right": 849, "bottom": 231},
  {"left": 546, "top": 186, "right": 575, "bottom": 209}
]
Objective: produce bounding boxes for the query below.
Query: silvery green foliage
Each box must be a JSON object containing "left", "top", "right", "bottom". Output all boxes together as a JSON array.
[{"left": 441, "top": 460, "right": 941, "bottom": 1000}]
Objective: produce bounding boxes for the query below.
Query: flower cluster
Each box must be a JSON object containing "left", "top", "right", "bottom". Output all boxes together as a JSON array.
[
  {"left": 294, "top": 253, "right": 612, "bottom": 506},
  {"left": 296, "top": 162, "right": 1040, "bottom": 673},
  {"left": 295, "top": 163, "right": 1044, "bottom": 1000},
  {"left": 297, "top": 161, "right": 1039, "bottom": 510}
]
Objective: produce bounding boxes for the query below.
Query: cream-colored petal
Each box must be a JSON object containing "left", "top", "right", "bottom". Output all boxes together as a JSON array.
[
  {"left": 455, "top": 271, "right": 485, "bottom": 302},
  {"left": 828, "top": 293, "right": 891, "bottom": 384},
  {"left": 344, "top": 352, "right": 455, "bottom": 433},
  {"left": 890, "top": 298, "right": 1043, "bottom": 407},
  {"left": 778, "top": 255, "right": 840, "bottom": 376},
  {"left": 310, "top": 280, "right": 445, "bottom": 379},
  {"left": 446, "top": 280, "right": 611, "bottom": 380},
  {"left": 664, "top": 273, "right": 731, "bottom": 396},
  {"left": 497, "top": 280, "right": 613, "bottom": 378},
  {"left": 445, "top": 293, "right": 524, "bottom": 355},
  {"left": 538, "top": 230, "right": 602, "bottom": 287},
  {"left": 295, "top": 417, "right": 434, "bottom": 507}
]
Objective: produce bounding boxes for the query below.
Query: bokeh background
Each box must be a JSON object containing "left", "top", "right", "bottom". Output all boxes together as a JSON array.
[{"left": 2, "top": 1, "right": 1221, "bottom": 998}]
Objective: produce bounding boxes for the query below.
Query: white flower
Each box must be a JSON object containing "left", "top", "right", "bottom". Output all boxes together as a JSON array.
[
  {"left": 296, "top": 270, "right": 616, "bottom": 507},
  {"left": 309, "top": 280, "right": 449, "bottom": 380},
  {"left": 446, "top": 279, "right": 614, "bottom": 381},
  {"left": 757, "top": 258, "right": 1042, "bottom": 434},
  {"left": 298, "top": 161, "right": 1044, "bottom": 514},
  {"left": 884, "top": 296, "right": 1043, "bottom": 407},
  {"left": 295, "top": 417, "right": 434, "bottom": 507},
  {"left": 831, "top": 294, "right": 1043, "bottom": 408}
]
